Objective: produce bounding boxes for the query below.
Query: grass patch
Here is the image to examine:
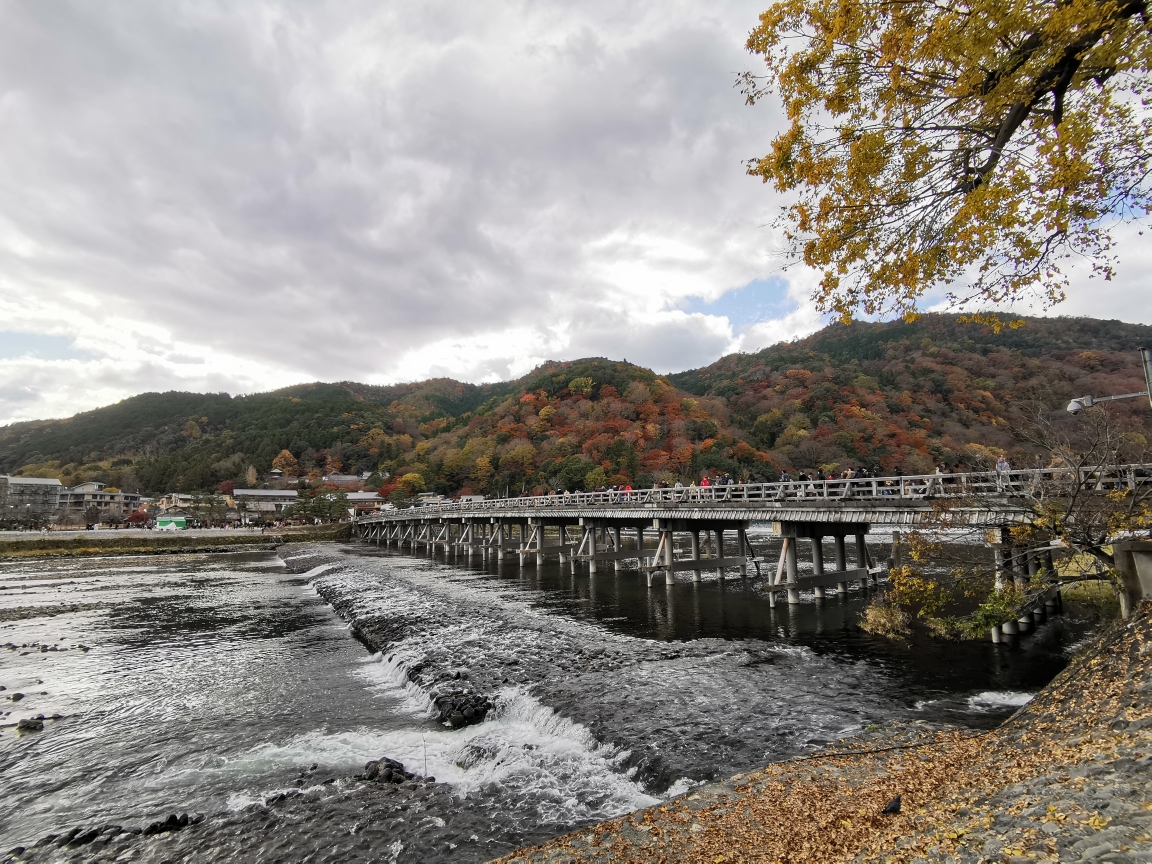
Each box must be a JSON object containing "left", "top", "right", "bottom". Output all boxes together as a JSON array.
[{"left": 1061, "top": 579, "right": 1121, "bottom": 623}]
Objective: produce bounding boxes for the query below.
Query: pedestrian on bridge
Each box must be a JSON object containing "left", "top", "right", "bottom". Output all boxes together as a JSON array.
[{"left": 996, "top": 454, "right": 1012, "bottom": 492}]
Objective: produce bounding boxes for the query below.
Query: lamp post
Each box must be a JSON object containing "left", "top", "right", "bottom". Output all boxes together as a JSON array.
[{"left": 1066, "top": 348, "right": 1152, "bottom": 414}]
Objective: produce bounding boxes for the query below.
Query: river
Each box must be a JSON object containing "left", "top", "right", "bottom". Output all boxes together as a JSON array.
[{"left": 0, "top": 536, "right": 1098, "bottom": 862}]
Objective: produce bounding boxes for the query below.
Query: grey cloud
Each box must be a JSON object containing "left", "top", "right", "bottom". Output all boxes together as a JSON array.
[
  {"left": 6, "top": 0, "right": 1139, "bottom": 429},
  {"left": 1, "top": 0, "right": 780, "bottom": 389}
]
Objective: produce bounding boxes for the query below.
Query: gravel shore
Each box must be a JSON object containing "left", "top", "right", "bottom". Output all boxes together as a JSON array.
[{"left": 499, "top": 603, "right": 1152, "bottom": 864}]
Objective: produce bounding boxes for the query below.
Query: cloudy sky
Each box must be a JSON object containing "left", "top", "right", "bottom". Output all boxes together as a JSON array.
[{"left": 1, "top": 0, "right": 1148, "bottom": 426}]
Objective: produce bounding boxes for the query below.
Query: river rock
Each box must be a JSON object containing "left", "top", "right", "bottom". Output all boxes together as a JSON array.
[
  {"left": 362, "top": 757, "right": 413, "bottom": 783},
  {"left": 17, "top": 717, "right": 44, "bottom": 732},
  {"left": 432, "top": 690, "right": 493, "bottom": 728},
  {"left": 142, "top": 813, "right": 197, "bottom": 836}
]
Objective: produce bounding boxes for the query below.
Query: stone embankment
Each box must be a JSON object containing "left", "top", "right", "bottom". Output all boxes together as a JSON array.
[{"left": 500, "top": 605, "right": 1152, "bottom": 864}]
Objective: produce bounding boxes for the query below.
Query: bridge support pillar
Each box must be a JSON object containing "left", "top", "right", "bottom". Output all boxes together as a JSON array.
[
  {"left": 1002, "top": 528, "right": 1025, "bottom": 591},
  {"left": 855, "top": 533, "right": 869, "bottom": 590},
  {"left": 535, "top": 522, "right": 544, "bottom": 568},
  {"left": 1002, "top": 619, "right": 1019, "bottom": 636},
  {"left": 636, "top": 527, "right": 645, "bottom": 569},
  {"left": 663, "top": 529, "right": 674, "bottom": 585},
  {"left": 715, "top": 530, "right": 724, "bottom": 580},
  {"left": 834, "top": 535, "right": 847, "bottom": 595},
  {"left": 990, "top": 625, "right": 1002, "bottom": 643},
  {"left": 785, "top": 536, "right": 799, "bottom": 604},
  {"left": 811, "top": 535, "right": 825, "bottom": 600},
  {"left": 613, "top": 527, "right": 622, "bottom": 572},
  {"left": 587, "top": 524, "right": 597, "bottom": 574},
  {"left": 994, "top": 546, "right": 1006, "bottom": 591},
  {"left": 691, "top": 531, "right": 701, "bottom": 582},
  {"left": 737, "top": 529, "right": 748, "bottom": 577}
]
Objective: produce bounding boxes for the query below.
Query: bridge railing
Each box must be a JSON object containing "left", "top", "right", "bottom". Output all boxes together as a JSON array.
[{"left": 365, "top": 464, "right": 1152, "bottom": 518}]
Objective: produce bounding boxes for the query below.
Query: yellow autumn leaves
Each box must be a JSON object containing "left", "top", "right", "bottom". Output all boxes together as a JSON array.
[{"left": 743, "top": 0, "right": 1152, "bottom": 321}]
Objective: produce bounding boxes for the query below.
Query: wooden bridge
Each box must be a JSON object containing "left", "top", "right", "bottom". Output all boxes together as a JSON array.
[{"left": 353, "top": 465, "right": 1150, "bottom": 606}]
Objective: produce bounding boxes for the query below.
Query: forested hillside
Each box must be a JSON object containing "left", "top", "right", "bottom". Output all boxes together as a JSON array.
[{"left": 2, "top": 315, "right": 1149, "bottom": 497}]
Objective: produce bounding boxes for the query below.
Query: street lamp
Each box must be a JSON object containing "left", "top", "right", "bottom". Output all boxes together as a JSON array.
[{"left": 1067, "top": 348, "right": 1152, "bottom": 414}]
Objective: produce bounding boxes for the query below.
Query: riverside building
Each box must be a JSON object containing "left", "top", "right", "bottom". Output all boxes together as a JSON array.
[{"left": 0, "top": 475, "right": 63, "bottom": 526}]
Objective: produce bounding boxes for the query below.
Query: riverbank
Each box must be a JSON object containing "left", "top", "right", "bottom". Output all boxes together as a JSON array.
[
  {"left": 0, "top": 524, "right": 350, "bottom": 558},
  {"left": 498, "top": 603, "right": 1152, "bottom": 863}
]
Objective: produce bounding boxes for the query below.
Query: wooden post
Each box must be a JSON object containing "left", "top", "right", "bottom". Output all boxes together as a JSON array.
[
  {"left": 857, "top": 532, "right": 869, "bottom": 590},
  {"left": 637, "top": 526, "right": 645, "bottom": 568},
  {"left": 664, "top": 529, "right": 674, "bottom": 585},
  {"left": 737, "top": 528, "right": 748, "bottom": 577},
  {"left": 812, "top": 535, "right": 825, "bottom": 600},
  {"left": 834, "top": 534, "right": 847, "bottom": 595},
  {"left": 691, "top": 530, "right": 701, "bottom": 582},
  {"left": 786, "top": 536, "right": 800, "bottom": 604},
  {"left": 715, "top": 529, "right": 725, "bottom": 580},
  {"left": 587, "top": 524, "right": 597, "bottom": 574},
  {"left": 536, "top": 522, "right": 544, "bottom": 567},
  {"left": 613, "top": 526, "right": 622, "bottom": 572}
]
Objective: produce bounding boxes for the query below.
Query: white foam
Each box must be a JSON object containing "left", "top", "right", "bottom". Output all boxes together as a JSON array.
[
  {"left": 356, "top": 652, "right": 438, "bottom": 716},
  {"left": 664, "top": 776, "right": 703, "bottom": 798},
  {"left": 218, "top": 686, "right": 657, "bottom": 826},
  {"left": 300, "top": 563, "right": 339, "bottom": 580},
  {"left": 968, "top": 691, "right": 1034, "bottom": 711}
]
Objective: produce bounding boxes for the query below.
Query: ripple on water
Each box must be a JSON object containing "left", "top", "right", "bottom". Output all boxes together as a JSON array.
[{"left": 0, "top": 544, "right": 1095, "bottom": 863}]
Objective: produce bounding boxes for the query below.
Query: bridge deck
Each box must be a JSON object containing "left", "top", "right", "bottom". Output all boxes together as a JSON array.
[{"left": 355, "top": 464, "right": 1150, "bottom": 527}]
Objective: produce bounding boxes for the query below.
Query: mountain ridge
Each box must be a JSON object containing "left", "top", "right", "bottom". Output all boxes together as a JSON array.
[{"left": 3, "top": 314, "right": 1149, "bottom": 497}]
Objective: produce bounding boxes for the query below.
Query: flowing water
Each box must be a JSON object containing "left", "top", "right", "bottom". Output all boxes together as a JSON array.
[{"left": 0, "top": 536, "right": 1099, "bottom": 862}]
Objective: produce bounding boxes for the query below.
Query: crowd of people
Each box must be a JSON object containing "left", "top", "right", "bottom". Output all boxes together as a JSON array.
[{"left": 538, "top": 457, "right": 1020, "bottom": 500}]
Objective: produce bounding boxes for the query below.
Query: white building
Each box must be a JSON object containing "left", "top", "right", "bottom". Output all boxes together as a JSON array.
[
  {"left": 0, "top": 475, "right": 63, "bottom": 524},
  {"left": 345, "top": 491, "right": 384, "bottom": 514},
  {"left": 57, "top": 482, "right": 143, "bottom": 521},
  {"left": 231, "top": 488, "right": 298, "bottom": 515}
]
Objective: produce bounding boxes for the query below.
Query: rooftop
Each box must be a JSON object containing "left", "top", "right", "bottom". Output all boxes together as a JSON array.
[{"left": 2, "top": 475, "right": 64, "bottom": 486}]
